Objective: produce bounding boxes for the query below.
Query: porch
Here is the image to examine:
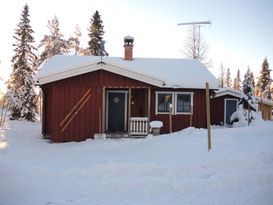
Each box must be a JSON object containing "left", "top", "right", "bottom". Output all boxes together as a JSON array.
[{"left": 102, "top": 87, "right": 151, "bottom": 137}]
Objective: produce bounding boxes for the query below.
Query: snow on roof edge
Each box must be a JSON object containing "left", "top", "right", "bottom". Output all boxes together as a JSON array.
[
  {"left": 214, "top": 88, "right": 242, "bottom": 98},
  {"left": 36, "top": 55, "right": 219, "bottom": 89},
  {"left": 214, "top": 88, "right": 273, "bottom": 106},
  {"left": 36, "top": 56, "right": 165, "bottom": 87}
]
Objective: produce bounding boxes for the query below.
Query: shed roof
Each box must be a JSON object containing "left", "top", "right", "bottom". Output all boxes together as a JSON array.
[
  {"left": 214, "top": 88, "right": 273, "bottom": 107},
  {"left": 214, "top": 88, "right": 242, "bottom": 98},
  {"left": 36, "top": 55, "right": 219, "bottom": 89}
]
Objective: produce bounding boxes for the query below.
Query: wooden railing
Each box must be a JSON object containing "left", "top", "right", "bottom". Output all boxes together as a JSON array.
[{"left": 130, "top": 117, "right": 149, "bottom": 136}]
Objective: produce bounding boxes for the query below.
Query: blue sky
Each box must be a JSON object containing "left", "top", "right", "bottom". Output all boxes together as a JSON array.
[{"left": 0, "top": 0, "right": 272, "bottom": 88}]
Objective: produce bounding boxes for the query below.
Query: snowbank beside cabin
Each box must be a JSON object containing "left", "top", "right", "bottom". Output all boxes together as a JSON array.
[{"left": 1, "top": 120, "right": 273, "bottom": 205}]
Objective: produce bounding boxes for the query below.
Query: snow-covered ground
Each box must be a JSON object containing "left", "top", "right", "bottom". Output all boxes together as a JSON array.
[{"left": 1, "top": 120, "right": 273, "bottom": 205}]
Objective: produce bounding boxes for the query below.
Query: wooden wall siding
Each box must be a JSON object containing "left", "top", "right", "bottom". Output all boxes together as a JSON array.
[
  {"left": 259, "top": 103, "right": 272, "bottom": 120},
  {"left": 49, "top": 85, "right": 103, "bottom": 142},
  {"left": 210, "top": 95, "right": 239, "bottom": 125},
  {"left": 131, "top": 88, "right": 148, "bottom": 117},
  {"left": 210, "top": 96, "right": 224, "bottom": 125},
  {"left": 57, "top": 70, "right": 152, "bottom": 88},
  {"left": 150, "top": 88, "right": 208, "bottom": 134},
  {"left": 42, "top": 86, "right": 52, "bottom": 136},
  {"left": 42, "top": 70, "right": 152, "bottom": 142}
]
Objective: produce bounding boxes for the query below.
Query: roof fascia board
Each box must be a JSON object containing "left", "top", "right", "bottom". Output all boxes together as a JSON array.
[
  {"left": 214, "top": 91, "right": 241, "bottom": 98},
  {"left": 37, "top": 63, "right": 98, "bottom": 85},
  {"left": 103, "top": 63, "right": 164, "bottom": 87},
  {"left": 37, "top": 60, "right": 164, "bottom": 87}
]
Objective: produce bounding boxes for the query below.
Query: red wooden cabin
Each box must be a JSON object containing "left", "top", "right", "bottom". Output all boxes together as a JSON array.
[
  {"left": 210, "top": 88, "right": 241, "bottom": 126},
  {"left": 36, "top": 37, "right": 218, "bottom": 142}
]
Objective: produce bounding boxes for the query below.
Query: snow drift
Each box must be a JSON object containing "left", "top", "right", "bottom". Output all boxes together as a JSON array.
[{"left": 1, "top": 120, "right": 273, "bottom": 205}]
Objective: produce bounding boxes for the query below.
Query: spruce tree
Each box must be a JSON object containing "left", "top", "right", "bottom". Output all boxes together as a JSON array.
[
  {"left": 224, "top": 67, "right": 232, "bottom": 88},
  {"left": 233, "top": 69, "right": 242, "bottom": 91},
  {"left": 88, "top": 10, "right": 108, "bottom": 56},
  {"left": 249, "top": 72, "right": 255, "bottom": 89},
  {"left": 39, "top": 16, "right": 69, "bottom": 65},
  {"left": 256, "top": 57, "right": 271, "bottom": 99},
  {"left": 263, "top": 83, "right": 272, "bottom": 100},
  {"left": 230, "top": 77, "right": 259, "bottom": 126},
  {"left": 233, "top": 77, "right": 237, "bottom": 90},
  {"left": 244, "top": 67, "right": 255, "bottom": 90},
  {"left": 218, "top": 63, "right": 225, "bottom": 88},
  {"left": 7, "top": 4, "right": 38, "bottom": 121}
]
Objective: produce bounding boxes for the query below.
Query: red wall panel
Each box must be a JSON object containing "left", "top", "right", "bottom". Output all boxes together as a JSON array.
[
  {"left": 210, "top": 95, "right": 240, "bottom": 125},
  {"left": 150, "top": 88, "right": 207, "bottom": 134}
]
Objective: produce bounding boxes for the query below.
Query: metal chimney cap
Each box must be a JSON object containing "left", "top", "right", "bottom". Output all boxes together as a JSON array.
[{"left": 124, "top": 35, "right": 134, "bottom": 44}]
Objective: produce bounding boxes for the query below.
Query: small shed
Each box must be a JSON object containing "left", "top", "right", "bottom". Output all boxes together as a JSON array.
[
  {"left": 257, "top": 97, "right": 273, "bottom": 120},
  {"left": 211, "top": 88, "right": 273, "bottom": 126},
  {"left": 211, "top": 88, "right": 241, "bottom": 126}
]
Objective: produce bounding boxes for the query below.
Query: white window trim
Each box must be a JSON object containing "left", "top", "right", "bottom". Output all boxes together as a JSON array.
[
  {"left": 155, "top": 91, "right": 175, "bottom": 115},
  {"left": 155, "top": 91, "right": 194, "bottom": 115},
  {"left": 175, "top": 92, "right": 194, "bottom": 115}
]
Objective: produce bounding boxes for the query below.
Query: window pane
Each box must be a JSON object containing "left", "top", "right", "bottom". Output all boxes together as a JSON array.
[
  {"left": 177, "top": 94, "right": 191, "bottom": 112},
  {"left": 157, "top": 93, "right": 172, "bottom": 112}
]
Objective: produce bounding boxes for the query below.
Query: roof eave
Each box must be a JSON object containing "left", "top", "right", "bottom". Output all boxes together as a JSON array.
[
  {"left": 36, "top": 61, "right": 164, "bottom": 87},
  {"left": 214, "top": 91, "right": 242, "bottom": 98}
]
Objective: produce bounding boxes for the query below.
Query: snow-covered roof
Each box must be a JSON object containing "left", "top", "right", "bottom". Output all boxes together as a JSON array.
[
  {"left": 256, "top": 97, "right": 273, "bottom": 107},
  {"left": 214, "top": 88, "right": 242, "bottom": 98},
  {"left": 36, "top": 55, "right": 219, "bottom": 89}
]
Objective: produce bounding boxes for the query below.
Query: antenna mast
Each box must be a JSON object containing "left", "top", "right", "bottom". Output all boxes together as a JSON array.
[
  {"left": 177, "top": 20, "right": 212, "bottom": 41},
  {"left": 177, "top": 20, "right": 212, "bottom": 58},
  {"left": 177, "top": 21, "right": 212, "bottom": 26}
]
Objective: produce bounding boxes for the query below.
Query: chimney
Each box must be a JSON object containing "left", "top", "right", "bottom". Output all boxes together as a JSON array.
[{"left": 124, "top": 35, "right": 134, "bottom": 60}]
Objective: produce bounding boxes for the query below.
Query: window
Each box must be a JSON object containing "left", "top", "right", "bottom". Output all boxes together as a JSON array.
[
  {"left": 155, "top": 92, "right": 193, "bottom": 115},
  {"left": 156, "top": 92, "right": 173, "bottom": 114},
  {"left": 176, "top": 93, "right": 192, "bottom": 114}
]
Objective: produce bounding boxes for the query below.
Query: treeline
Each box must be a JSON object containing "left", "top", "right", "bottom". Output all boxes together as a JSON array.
[
  {"left": 218, "top": 57, "right": 272, "bottom": 100},
  {"left": 3, "top": 4, "right": 273, "bottom": 122},
  {"left": 38, "top": 11, "right": 108, "bottom": 66},
  {"left": 6, "top": 4, "right": 108, "bottom": 121}
]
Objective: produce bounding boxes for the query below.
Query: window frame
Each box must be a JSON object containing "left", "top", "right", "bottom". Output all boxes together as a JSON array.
[
  {"left": 155, "top": 91, "right": 194, "bottom": 115},
  {"left": 155, "top": 91, "right": 175, "bottom": 115},
  {"left": 175, "top": 92, "right": 194, "bottom": 115}
]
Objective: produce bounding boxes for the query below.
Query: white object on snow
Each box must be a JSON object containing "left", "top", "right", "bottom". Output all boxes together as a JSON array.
[
  {"left": 149, "top": 121, "right": 163, "bottom": 128},
  {"left": 94, "top": 133, "right": 106, "bottom": 139}
]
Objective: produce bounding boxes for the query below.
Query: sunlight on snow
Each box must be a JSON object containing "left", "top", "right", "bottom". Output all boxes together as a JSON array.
[{"left": 0, "top": 141, "right": 8, "bottom": 149}]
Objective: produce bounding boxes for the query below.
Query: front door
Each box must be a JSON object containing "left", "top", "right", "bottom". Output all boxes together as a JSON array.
[
  {"left": 107, "top": 91, "right": 127, "bottom": 132},
  {"left": 225, "top": 99, "right": 238, "bottom": 125}
]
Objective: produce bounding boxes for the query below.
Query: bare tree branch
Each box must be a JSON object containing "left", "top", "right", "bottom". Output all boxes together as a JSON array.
[{"left": 182, "top": 25, "right": 211, "bottom": 66}]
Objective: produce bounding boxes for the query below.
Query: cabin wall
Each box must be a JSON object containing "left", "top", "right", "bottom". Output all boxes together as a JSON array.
[
  {"left": 258, "top": 103, "right": 272, "bottom": 120},
  {"left": 131, "top": 88, "right": 148, "bottom": 117},
  {"left": 42, "top": 69, "right": 212, "bottom": 142},
  {"left": 42, "top": 70, "right": 151, "bottom": 142},
  {"left": 42, "top": 86, "right": 52, "bottom": 136},
  {"left": 210, "top": 95, "right": 240, "bottom": 125},
  {"left": 150, "top": 88, "right": 208, "bottom": 133}
]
